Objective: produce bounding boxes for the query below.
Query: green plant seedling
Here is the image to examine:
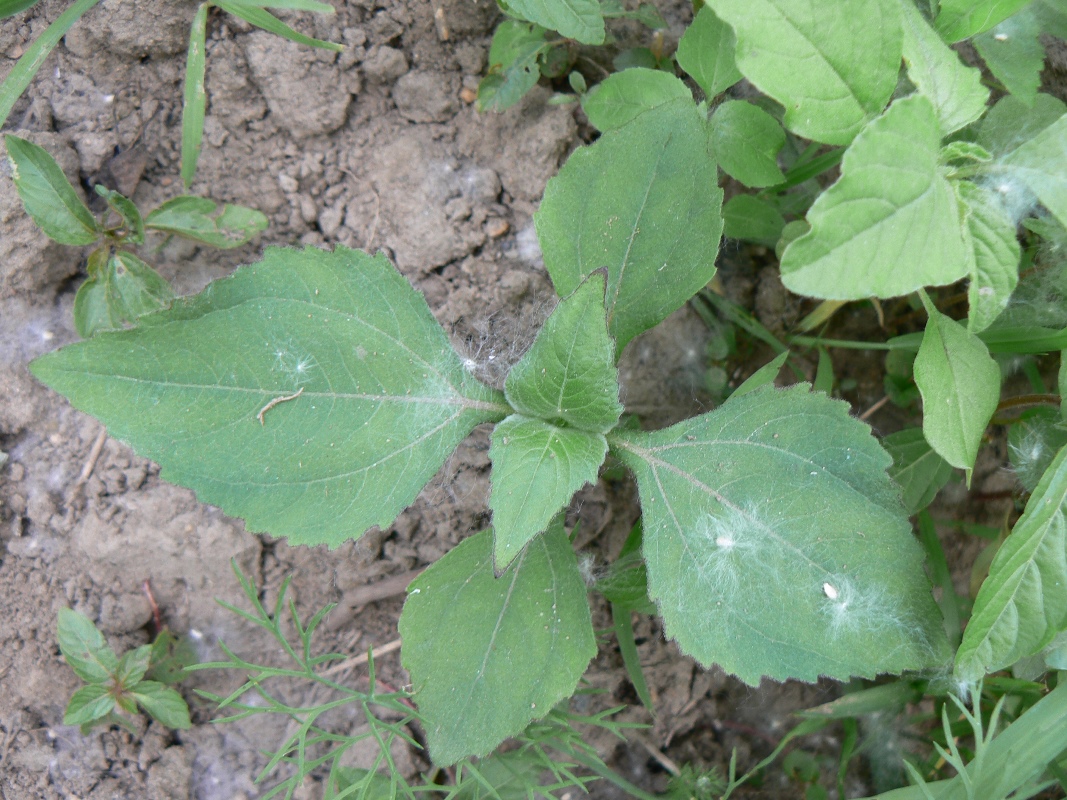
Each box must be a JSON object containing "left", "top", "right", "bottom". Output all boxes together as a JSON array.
[
  {"left": 5, "top": 134, "right": 267, "bottom": 337},
  {"left": 57, "top": 608, "right": 192, "bottom": 731}
]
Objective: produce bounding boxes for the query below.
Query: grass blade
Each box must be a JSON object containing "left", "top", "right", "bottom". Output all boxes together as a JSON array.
[{"left": 181, "top": 3, "right": 209, "bottom": 189}]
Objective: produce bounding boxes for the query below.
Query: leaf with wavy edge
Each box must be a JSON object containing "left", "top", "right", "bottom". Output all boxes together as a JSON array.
[
  {"left": 31, "top": 247, "right": 508, "bottom": 547},
  {"left": 956, "top": 445, "right": 1067, "bottom": 681},
  {"left": 610, "top": 385, "right": 950, "bottom": 684},
  {"left": 400, "top": 523, "right": 596, "bottom": 765}
]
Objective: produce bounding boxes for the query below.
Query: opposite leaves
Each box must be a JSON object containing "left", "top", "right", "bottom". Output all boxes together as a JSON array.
[
  {"left": 32, "top": 247, "right": 508, "bottom": 547},
  {"left": 611, "top": 385, "right": 950, "bottom": 685},
  {"left": 399, "top": 524, "right": 596, "bottom": 765}
]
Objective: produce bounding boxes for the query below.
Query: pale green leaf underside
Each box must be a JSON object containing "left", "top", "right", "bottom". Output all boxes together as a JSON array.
[
  {"left": 710, "top": 0, "right": 901, "bottom": 145},
  {"left": 400, "top": 524, "right": 596, "bottom": 765},
  {"left": 781, "top": 94, "right": 968, "bottom": 300},
  {"left": 31, "top": 247, "right": 507, "bottom": 548},
  {"left": 914, "top": 303, "right": 1001, "bottom": 474},
  {"left": 675, "top": 5, "right": 742, "bottom": 99},
  {"left": 898, "top": 0, "right": 988, "bottom": 135},
  {"left": 581, "top": 68, "right": 691, "bottom": 132},
  {"left": 708, "top": 100, "right": 785, "bottom": 188},
  {"left": 973, "top": 8, "right": 1044, "bottom": 107},
  {"left": 536, "top": 101, "right": 723, "bottom": 353},
  {"left": 489, "top": 415, "right": 606, "bottom": 569},
  {"left": 611, "top": 385, "right": 949, "bottom": 684},
  {"left": 958, "top": 182, "right": 1021, "bottom": 333},
  {"left": 57, "top": 608, "right": 117, "bottom": 685},
  {"left": 505, "top": 0, "right": 604, "bottom": 44},
  {"left": 956, "top": 445, "right": 1067, "bottom": 681},
  {"left": 884, "top": 428, "right": 954, "bottom": 514},
  {"left": 504, "top": 271, "right": 622, "bottom": 433},
  {"left": 998, "top": 111, "right": 1067, "bottom": 230}
]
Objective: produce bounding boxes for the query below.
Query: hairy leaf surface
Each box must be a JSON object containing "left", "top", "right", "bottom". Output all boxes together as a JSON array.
[
  {"left": 710, "top": 0, "right": 901, "bottom": 144},
  {"left": 5, "top": 134, "right": 99, "bottom": 245},
  {"left": 781, "top": 95, "right": 968, "bottom": 299},
  {"left": 489, "top": 416, "right": 606, "bottom": 569},
  {"left": 914, "top": 299, "right": 1001, "bottom": 477},
  {"left": 611, "top": 386, "right": 949, "bottom": 684},
  {"left": 675, "top": 5, "right": 741, "bottom": 99},
  {"left": 957, "top": 182, "right": 1021, "bottom": 333},
  {"left": 707, "top": 100, "right": 785, "bottom": 188},
  {"left": 400, "top": 524, "right": 596, "bottom": 765},
  {"left": 956, "top": 445, "right": 1067, "bottom": 681},
  {"left": 31, "top": 247, "right": 507, "bottom": 547},
  {"left": 899, "top": 0, "right": 988, "bottom": 135},
  {"left": 536, "top": 101, "right": 722, "bottom": 353},
  {"left": 582, "top": 68, "right": 691, "bottom": 132},
  {"left": 998, "top": 109, "right": 1067, "bottom": 229}
]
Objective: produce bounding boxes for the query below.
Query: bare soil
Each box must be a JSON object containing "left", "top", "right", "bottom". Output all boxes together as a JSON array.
[{"left": 4, "top": 1, "right": 1067, "bottom": 798}]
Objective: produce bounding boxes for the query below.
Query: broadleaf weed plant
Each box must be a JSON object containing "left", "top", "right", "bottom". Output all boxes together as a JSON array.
[{"left": 15, "top": 0, "right": 1067, "bottom": 794}]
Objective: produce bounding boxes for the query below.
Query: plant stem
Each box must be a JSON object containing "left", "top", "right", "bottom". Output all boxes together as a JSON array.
[{"left": 996, "top": 394, "right": 1060, "bottom": 413}]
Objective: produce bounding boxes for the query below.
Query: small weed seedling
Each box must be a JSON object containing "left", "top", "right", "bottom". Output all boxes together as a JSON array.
[
  {"left": 18, "top": 0, "right": 1067, "bottom": 794},
  {"left": 56, "top": 608, "right": 192, "bottom": 731},
  {"left": 4, "top": 134, "right": 267, "bottom": 336}
]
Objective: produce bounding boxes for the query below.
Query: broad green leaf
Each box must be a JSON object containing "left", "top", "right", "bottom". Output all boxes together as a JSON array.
[
  {"left": 935, "top": 0, "right": 1034, "bottom": 41},
  {"left": 709, "top": 0, "right": 902, "bottom": 145},
  {"left": 1062, "top": 351, "right": 1067, "bottom": 422},
  {"left": 0, "top": 0, "right": 42, "bottom": 19},
  {"left": 0, "top": 0, "right": 103, "bottom": 128},
  {"left": 941, "top": 141, "right": 993, "bottom": 166},
  {"left": 94, "top": 185, "right": 144, "bottom": 245},
  {"left": 675, "top": 5, "right": 741, "bottom": 99},
  {"left": 1008, "top": 408, "right": 1067, "bottom": 492},
  {"left": 57, "top": 608, "right": 118, "bottom": 684},
  {"left": 145, "top": 196, "right": 268, "bottom": 249},
  {"left": 74, "top": 250, "right": 120, "bottom": 338},
  {"left": 1034, "top": 0, "right": 1067, "bottom": 37},
  {"left": 215, "top": 0, "right": 342, "bottom": 49},
  {"left": 899, "top": 0, "right": 989, "bottom": 135},
  {"left": 957, "top": 182, "right": 1021, "bottom": 333},
  {"left": 974, "top": 8, "right": 1044, "bottom": 106},
  {"left": 31, "top": 247, "right": 508, "bottom": 548},
  {"left": 132, "top": 681, "right": 192, "bottom": 729},
  {"left": 955, "top": 445, "right": 1067, "bottom": 681},
  {"left": 599, "top": 0, "right": 666, "bottom": 28},
  {"left": 504, "top": 0, "right": 604, "bottom": 44},
  {"left": 884, "top": 428, "right": 954, "bottom": 514},
  {"left": 400, "top": 524, "right": 596, "bottom": 765},
  {"left": 114, "top": 644, "right": 152, "bottom": 688},
  {"left": 181, "top": 4, "right": 208, "bottom": 189},
  {"left": 4, "top": 135, "right": 98, "bottom": 245},
  {"left": 914, "top": 298, "right": 1001, "bottom": 477},
  {"left": 477, "top": 21, "right": 548, "bottom": 113},
  {"left": 610, "top": 385, "right": 950, "bottom": 684},
  {"left": 581, "top": 68, "right": 691, "bottom": 132},
  {"left": 489, "top": 416, "right": 606, "bottom": 569},
  {"left": 536, "top": 101, "right": 722, "bottom": 353},
  {"left": 708, "top": 100, "right": 785, "bottom": 188},
  {"left": 504, "top": 272, "right": 622, "bottom": 432},
  {"left": 722, "top": 194, "right": 785, "bottom": 246},
  {"left": 781, "top": 94, "right": 968, "bottom": 300},
  {"left": 63, "top": 684, "right": 116, "bottom": 726}
]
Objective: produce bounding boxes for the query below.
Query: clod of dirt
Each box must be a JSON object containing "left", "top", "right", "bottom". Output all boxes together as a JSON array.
[
  {"left": 244, "top": 30, "right": 357, "bottom": 138},
  {"left": 392, "top": 70, "right": 460, "bottom": 122},
  {"left": 362, "top": 45, "right": 410, "bottom": 83},
  {"left": 63, "top": 0, "right": 192, "bottom": 58},
  {"left": 205, "top": 39, "right": 268, "bottom": 132}
]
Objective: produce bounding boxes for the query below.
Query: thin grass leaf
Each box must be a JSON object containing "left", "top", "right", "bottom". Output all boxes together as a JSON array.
[
  {"left": 181, "top": 3, "right": 209, "bottom": 189},
  {"left": 216, "top": 0, "right": 342, "bottom": 50},
  {"left": 222, "top": 0, "right": 335, "bottom": 12}
]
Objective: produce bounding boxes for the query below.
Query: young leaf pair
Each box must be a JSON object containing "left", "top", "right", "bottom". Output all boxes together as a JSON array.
[{"left": 57, "top": 608, "right": 191, "bottom": 731}]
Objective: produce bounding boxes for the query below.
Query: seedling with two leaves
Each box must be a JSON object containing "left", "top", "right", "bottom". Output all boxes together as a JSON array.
[{"left": 56, "top": 608, "right": 192, "bottom": 731}]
